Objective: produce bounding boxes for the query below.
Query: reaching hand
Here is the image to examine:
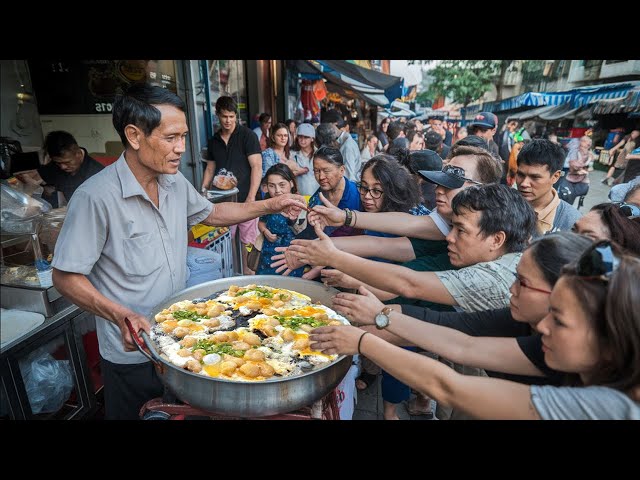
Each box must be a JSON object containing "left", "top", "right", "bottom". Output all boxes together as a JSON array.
[
  {"left": 302, "top": 265, "right": 324, "bottom": 280},
  {"left": 289, "top": 222, "right": 337, "bottom": 266},
  {"left": 309, "top": 325, "right": 367, "bottom": 356},
  {"left": 332, "top": 286, "right": 383, "bottom": 326},
  {"left": 308, "top": 192, "right": 347, "bottom": 227},
  {"left": 321, "top": 269, "right": 359, "bottom": 289},
  {"left": 270, "top": 247, "right": 305, "bottom": 276},
  {"left": 262, "top": 227, "right": 278, "bottom": 243},
  {"left": 118, "top": 311, "right": 151, "bottom": 352},
  {"left": 268, "top": 193, "right": 307, "bottom": 220}
]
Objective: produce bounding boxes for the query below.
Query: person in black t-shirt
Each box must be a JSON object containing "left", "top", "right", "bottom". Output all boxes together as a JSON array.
[
  {"left": 38, "top": 130, "right": 104, "bottom": 205},
  {"left": 203, "top": 96, "right": 262, "bottom": 274}
]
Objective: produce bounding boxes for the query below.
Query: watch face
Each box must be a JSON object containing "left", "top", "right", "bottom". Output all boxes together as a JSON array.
[{"left": 375, "top": 312, "right": 389, "bottom": 329}]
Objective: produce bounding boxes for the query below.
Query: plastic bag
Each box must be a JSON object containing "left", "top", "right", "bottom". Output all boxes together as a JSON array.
[
  {"left": 186, "top": 246, "right": 223, "bottom": 287},
  {"left": 1, "top": 182, "right": 51, "bottom": 221},
  {"left": 19, "top": 347, "right": 74, "bottom": 414},
  {"left": 213, "top": 169, "right": 238, "bottom": 190}
]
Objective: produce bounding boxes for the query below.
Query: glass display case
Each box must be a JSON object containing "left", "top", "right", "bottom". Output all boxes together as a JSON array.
[{"left": 0, "top": 309, "right": 98, "bottom": 420}]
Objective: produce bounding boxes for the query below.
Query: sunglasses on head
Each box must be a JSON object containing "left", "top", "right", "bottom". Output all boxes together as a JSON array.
[
  {"left": 442, "top": 165, "right": 483, "bottom": 185},
  {"left": 613, "top": 202, "right": 640, "bottom": 219},
  {"left": 576, "top": 241, "right": 620, "bottom": 282}
]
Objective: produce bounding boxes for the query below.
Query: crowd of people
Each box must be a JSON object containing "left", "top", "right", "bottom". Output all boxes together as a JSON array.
[{"left": 46, "top": 82, "right": 638, "bottom": 419}]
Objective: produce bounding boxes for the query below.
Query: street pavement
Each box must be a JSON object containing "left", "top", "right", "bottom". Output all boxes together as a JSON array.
[{"left": 352, "top": 167, "right": 614, "bottom": 421}]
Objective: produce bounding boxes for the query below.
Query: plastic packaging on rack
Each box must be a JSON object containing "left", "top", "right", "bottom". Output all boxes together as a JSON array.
[
  {"left": 19, "top": 347, "right": 74, "bottom": 414},
  {"left": 1, "top": 182, "right": 52, "bottom": 234}
]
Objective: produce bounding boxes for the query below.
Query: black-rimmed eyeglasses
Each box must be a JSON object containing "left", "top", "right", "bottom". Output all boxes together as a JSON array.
[
  {"left": 443, "top": 165, "right": 483, "bottom": 185},
  {"left": 356, "top": 182, "right": 384, "bottom": 199}
]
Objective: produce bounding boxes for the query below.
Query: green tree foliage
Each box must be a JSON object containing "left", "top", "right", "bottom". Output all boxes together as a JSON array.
[{"left": 426, "top": 60, "right": 496, "bottom": 108}]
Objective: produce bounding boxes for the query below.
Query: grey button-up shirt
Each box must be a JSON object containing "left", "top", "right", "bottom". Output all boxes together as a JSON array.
[{"left": 52, "top": 155, "right": 213, "bottom": 364}]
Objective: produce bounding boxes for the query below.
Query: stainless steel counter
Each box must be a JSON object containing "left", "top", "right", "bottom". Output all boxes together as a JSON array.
[{"left": 0, "top": 303, "right": 80, "bottom": 355}]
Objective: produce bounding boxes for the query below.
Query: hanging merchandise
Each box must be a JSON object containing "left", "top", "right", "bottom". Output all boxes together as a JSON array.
[
  {"left": 301, "top": 80, "right": 320, "bottom": 121},
  {"left": 312, "top": 79, "right": 327, "bottom": 102}
]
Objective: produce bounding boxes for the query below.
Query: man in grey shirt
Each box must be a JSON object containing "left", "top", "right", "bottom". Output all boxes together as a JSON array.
[
  {"left": 52, "top": 84, "right": 306, "bottom": 420},
  {"left": 323, "top": 109, "right": 361, "bottom": 181}
]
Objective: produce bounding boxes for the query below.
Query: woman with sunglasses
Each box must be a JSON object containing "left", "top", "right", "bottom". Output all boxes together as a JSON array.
[
  {"left": 310, "top": 241, "right": 640, "bottom": 419},
  {"left": 572, "top": 202, "right": 640, "bottom": 254}
]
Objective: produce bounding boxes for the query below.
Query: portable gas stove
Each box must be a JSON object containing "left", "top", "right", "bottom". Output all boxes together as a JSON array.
[{"left": 139, "top": 388, "right": 341, "bottom": 420}]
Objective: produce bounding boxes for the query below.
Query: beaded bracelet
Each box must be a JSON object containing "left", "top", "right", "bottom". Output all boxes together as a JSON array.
[{"left": 344, "top": 208, "right": 353, "bottom": 226}]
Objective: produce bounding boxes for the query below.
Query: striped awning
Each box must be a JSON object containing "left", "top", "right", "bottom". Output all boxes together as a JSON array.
[
  {"left": 592, "top": 88, "right": 640, "bottom": 114},
  {"left": 482, "top": 81, "right": 640, "bottom": 113},
  {"left": 506, "top": 103, "right": 583, "bottom": 121}
]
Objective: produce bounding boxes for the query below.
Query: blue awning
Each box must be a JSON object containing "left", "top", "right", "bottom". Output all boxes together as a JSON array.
[
  {"left": 310, "top": 60, "right": 405, "bottom": 106},
  {"left": 482, "top": 81, "right": 640, "bottom": 113}
]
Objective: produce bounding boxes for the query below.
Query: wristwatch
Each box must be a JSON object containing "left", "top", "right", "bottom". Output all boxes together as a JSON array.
[{"left": 375, "top": 307, "right": 393, "bottom": 330}]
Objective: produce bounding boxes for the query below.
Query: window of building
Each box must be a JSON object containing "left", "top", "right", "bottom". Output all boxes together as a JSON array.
[{"left": 208, "top": 60, "right": 248, "bottom": 127}]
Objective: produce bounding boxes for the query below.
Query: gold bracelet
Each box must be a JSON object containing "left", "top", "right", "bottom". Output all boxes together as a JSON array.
[{"left": 357, "top": 331, "right": 369, "bottom": 355}]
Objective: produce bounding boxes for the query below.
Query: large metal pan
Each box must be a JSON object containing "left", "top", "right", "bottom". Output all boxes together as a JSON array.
[{"left": 133, "top": 276, "right": 352, "bottom": 418}]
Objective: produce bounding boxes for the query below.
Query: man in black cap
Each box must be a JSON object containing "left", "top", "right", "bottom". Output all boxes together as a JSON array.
[{"left": 467, "top": 112, "right": 500, "bottom": 158}]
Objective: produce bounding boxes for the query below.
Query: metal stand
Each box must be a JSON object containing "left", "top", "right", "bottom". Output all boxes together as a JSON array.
[{"left": 205, "top": 188, "right": 243, "bottom": 275}]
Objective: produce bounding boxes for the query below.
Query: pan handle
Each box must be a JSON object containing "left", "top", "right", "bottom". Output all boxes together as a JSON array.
[{"left": 124, "top": 317, "right": 162, "bottom": 368}]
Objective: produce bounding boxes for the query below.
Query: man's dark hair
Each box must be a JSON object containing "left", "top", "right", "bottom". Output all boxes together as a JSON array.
[
  {"left": 44, "top": 131, "right": 79, "bottom": 158},
  {"left": 467, "top": 125, "right": 490, "bottom": 135},
  {"left": 313, "top": 145, "right": 344, "bottom": 166},
  {"left": 113, "top": 83, "right": 185, "bottom": 148},
  {"left": 361, "top": 154, "right": 421, "bottom": 213},
  {"left": 451, "top": 183, "right": 536, "bottom": 253},
  {"left": 387, "top": 137, "right": 410, "bottom": 157},
  {"left": 424, "top": 130, "right": 443, "bottom": 151},
  {"left": 315, "top": 123, "right": 339, "bottom": 148},
  {"left": 452, "top": 135, "right": 489, "bottom": 152},
  {"left": 517, "top": 138, "right": 565, "bottom": 173},
  {"left": 322, "top": 109, "right": 346, "bottom": 128},
  {"left": 215, "top": 96, "right": 238, "bottom": 115},
  {"left": 387, "top": 121, "right": 406, "bottom": 141}
]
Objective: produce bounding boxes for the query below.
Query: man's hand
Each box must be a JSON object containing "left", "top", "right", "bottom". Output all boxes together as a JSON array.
[
  {"left": 262, "top": 227, "right": 278, "bottom": 243},
  {"left": 309, "top": 325, "right": 366, "bottom": 356},
  {"left": 332, "top": 286, "right": 383, "bottom": 326},
  {"left": 308, "top": 192, "right": 347, "bottom": 227},
  {"left": 289, "top": 222, "right": 337, "bottom": 266},
  {"left": 118, "top": 311, "right": 152, "bottom": 352},
  {"left": 271, "top": 246, "right": 306, "bottom": 275},
  {"left": 321, "top": 269, "right": 359, "bottom": 289},
  {"left": 267, "top": 193, "right": 307, "bottom": 220}
]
